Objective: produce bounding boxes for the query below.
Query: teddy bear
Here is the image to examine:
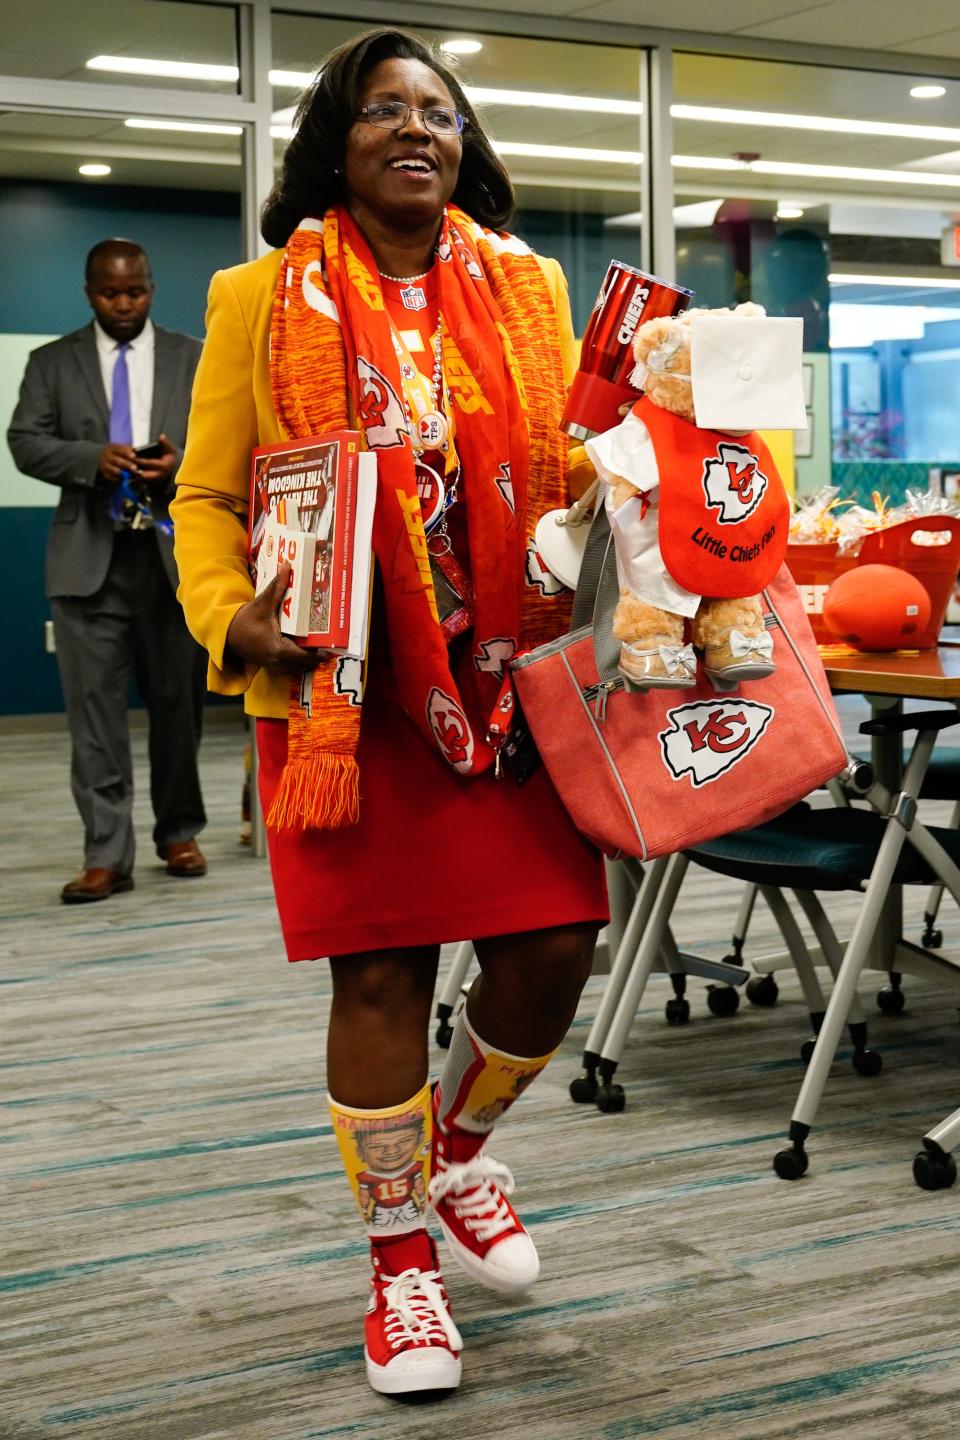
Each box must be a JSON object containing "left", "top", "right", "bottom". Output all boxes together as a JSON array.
[{"left": 584, "top": 302, "right": 790, "bottom": 691}]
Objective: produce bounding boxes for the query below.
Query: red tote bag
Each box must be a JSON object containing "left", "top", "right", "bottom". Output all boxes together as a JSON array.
[{"left": 511, "top": 510, "right": 848, "bottom": 861}]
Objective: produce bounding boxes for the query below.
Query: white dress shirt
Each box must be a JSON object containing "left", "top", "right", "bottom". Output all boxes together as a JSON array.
[
  {"left": 94, "top": 318, "right": 155, "bottom": 449},
  {"left": 586, "top": 409, "right": 701, "bottom": 618}
]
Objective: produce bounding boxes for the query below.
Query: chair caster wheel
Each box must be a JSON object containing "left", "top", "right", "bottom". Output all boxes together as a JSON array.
[
  {"left": 913, "top": 1146, "right": 957, "bottom": 1191},
  {"left": 852, "top": 1048, "right": 882, "bottom": 1076},
  {"left": 773, "top": 1146, "right": 809, "bottom": 1180},
  {"left": 800, "top": 1038, "right": 816, "bottom": 1065},
  {"left": 435, "top": 1021, "right": 453, "bottom": 1048},
  {"left": 746, "top": 974, "right": 779, "bottom": 1007},
  {"left": 706, "top": 984, "right": 739, "bottom": 1017},
  {"left": 569, "top": 1073, "right": 598, "bottom": 1104},
  {"left": 665, "top": 997, "right": 690, "bottom": 1025},
  {"left": 922, "top": 926, "right": 943, "bottom": 950},
  {"left": 596, "top": 1083, "right": 625, "bottom": 1113},
  {"left": 877, "top": 985, "right": 905, "bottom": 1015}
]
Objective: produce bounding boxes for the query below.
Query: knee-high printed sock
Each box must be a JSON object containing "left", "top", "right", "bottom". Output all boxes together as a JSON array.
[
  {"left": 434, "top": 1007, "right": 557, "bottom": 1166},
  {"left": 328, "top": 1082, "right": 435, "bottom": 1272}
]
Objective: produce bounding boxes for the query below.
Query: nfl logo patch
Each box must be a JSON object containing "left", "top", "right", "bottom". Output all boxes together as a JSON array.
[{"left": 399, "top": 284, "right": 427, "bottom": 312}]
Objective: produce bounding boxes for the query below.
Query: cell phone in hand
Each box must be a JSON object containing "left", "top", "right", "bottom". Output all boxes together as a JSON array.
[{"left": 133, "top": 440, "right": 164, "bottom": 460}]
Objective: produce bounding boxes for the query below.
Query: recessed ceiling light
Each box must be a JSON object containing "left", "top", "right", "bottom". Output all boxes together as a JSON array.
[
  {"left": 673, "top": 155, "right": 960, "bottom": 189},
  {"left": 829, "top": 272, "right": 960, "bottom": 289},
  {"left": 87, "top": 54, "right": 237, "bottom": 82},
  {"left": 78, "top": 163, "right": 111, "bottom": 177},
  {"left": 269, "top": 68, "right": 319, "bottom": 88},
  {"left": 777, "top": 205, "right": 805, "bottom": 219},
  {"left": 471, "top": 86, "right": 642, "bottom": 116},
  {"left": 124, "top": 117, "right": 243, "bottom": 136},
  {"left": 911, "top": 84, "right": 947, "bottom": 99},
  {"left": 441, "top": 39, "right": 483, "bottom": 55},
  {"left": 495, "top": 141, "right": 643, "bottom": 166},
  {"left": 672, "top": 102, "right": 960, "bottom": 144}
]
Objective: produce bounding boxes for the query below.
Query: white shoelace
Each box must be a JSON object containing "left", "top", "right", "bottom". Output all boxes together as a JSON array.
[
  {"left": 381, "top": 1267, "right": 463, "bottom": 1354},
  {"left": 428, "top": 1155, "right": 518, "bottom": 1244}
]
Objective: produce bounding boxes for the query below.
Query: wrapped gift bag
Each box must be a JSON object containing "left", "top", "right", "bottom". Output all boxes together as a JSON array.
[{"left": 510, "top": 507, "right": 848, "bottom": 861}]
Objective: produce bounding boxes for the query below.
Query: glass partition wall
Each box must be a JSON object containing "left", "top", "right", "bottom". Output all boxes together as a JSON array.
[{"left": 672, "top": 50, "right": 960, "bottom": 494}]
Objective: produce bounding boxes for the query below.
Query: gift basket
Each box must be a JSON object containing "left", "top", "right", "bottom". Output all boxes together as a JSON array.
[{"left": 786, "top": 488, "right": 960, "bottom": 647}]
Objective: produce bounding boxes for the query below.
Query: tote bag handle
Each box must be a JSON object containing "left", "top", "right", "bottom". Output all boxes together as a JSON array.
[{"left": 570, "top": 503, "right": 622, "bottom": 685}]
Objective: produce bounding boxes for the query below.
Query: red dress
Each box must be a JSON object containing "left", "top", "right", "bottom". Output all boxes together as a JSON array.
[{"left": 258, "top": 275, "right": 608, "bottom": 961}]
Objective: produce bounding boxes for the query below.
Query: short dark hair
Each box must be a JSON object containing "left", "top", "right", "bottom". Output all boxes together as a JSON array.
[
  {"left": 260, "top": 27, "right": 515, "bottom": 249},
  {"left": 85, "top": 238, "right": 151, "bottom": 282}
]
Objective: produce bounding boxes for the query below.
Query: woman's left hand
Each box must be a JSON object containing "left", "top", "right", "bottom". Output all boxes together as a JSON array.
[{"left": 226, "top": 564, "right": 321, "bottom": 676}]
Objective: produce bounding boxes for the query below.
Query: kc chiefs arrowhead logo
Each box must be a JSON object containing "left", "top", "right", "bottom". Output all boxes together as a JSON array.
[
  {"left": 427, "top": 687, "right": 475, "bottom": 773},
  {"left": 356, "top": 356, "right": 407, "bottom": 449},
  {"left": 659, "top": 699, "right": 773, "bottom": 787},
  {"left": 702, "top": 442, "right": 768, "bottom": 525}
]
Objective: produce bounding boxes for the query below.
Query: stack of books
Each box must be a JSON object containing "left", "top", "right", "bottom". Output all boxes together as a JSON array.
[{"left": 248, "top": 431, "right": 377, "bottom": 657}]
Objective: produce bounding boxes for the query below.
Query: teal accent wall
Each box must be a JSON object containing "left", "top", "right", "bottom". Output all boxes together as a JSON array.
[
  {"left": 3, "top": 180, "right": 241, "bottom": 715},
  {"left": 515, "top": 207, "right": 625, "bottom": 335},
  {"left": 830, "top": 461, "right": 960, "bottom": 508},
  {"left": 0, "top": 180, "right": 241, "bottom": 337},
  {"left": 676, "top": 213, "right": 830, "bottom": 354}
]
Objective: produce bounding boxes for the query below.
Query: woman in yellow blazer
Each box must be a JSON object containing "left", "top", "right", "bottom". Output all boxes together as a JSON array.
[{"left": 172, "top": 26, "right": 607, "bottom": 1400}]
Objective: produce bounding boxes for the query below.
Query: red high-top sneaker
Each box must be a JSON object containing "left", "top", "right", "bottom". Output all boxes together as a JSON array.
[
  {"left": 429, "top": 1093, "right": 540, "bottom": 1295},
  {"left": 364, "top": 1234, "right": 462, "bottom": 1396}
]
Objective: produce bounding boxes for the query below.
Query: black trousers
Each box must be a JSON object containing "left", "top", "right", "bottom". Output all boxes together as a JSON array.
[{"left": 51, "top": 530, "right": 207, "bottom": 874}]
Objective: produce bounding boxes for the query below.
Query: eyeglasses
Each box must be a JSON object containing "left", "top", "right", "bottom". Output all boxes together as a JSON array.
[{"left": 358, "top": 101, "right": 464, "bottom": 137}]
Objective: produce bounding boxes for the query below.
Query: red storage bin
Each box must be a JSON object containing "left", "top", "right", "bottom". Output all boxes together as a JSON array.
[{"left": 786, "top": 516, "right": 960, "bottom": 648}]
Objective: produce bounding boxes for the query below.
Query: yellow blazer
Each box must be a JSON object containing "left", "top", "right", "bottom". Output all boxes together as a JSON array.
[{"left": 172, "top": 246, "right": 580, "bottom": 717}]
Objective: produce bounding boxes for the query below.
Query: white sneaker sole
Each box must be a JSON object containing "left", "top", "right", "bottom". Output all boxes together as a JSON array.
[
  {"left": 437, "top": 1217, "right": 541, "bottom": 1295},
  {"left": 365, "top": 1345, "right": 462, "bottom": 1395}
]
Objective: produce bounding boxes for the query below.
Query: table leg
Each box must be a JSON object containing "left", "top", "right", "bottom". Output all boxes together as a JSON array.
[{"left": 868, "top": 695, "right": 903, "bottom": 973}]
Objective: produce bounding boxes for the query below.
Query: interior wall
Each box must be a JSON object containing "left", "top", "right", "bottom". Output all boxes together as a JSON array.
[{"left": 2, "top": 180, "right": 242, "bottom": 715}]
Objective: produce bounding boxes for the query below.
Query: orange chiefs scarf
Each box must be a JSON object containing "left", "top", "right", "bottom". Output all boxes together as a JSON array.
[{"left": 267, "top": 205, "right": 571, "bottom": 831}]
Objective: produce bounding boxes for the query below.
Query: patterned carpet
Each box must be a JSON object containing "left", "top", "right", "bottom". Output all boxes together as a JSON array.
[{"left": 3, "top": 702, "right": 960, "bottom": 1439}]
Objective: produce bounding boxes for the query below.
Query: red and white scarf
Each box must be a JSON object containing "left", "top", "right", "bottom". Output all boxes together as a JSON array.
[{"left": 267, "top": 204, "right": 571, "bottom": 831}]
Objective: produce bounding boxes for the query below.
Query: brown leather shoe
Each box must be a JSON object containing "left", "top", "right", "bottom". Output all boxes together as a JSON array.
[
  {"left": 61, "top": 868, "right": 135, "bottom": 904},
  {"left": 160, "top": 840, "right": 207, "bottom": 877}
]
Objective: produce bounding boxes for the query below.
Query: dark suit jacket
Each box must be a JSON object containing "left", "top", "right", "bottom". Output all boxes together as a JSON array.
[{"left": 7, "top": 322, "right": 203, "bottom": 598}]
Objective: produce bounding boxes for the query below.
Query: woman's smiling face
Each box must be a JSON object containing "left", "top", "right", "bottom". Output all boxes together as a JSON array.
[{"left": 343, "top": 57, "right": 462, "bottom": 237}]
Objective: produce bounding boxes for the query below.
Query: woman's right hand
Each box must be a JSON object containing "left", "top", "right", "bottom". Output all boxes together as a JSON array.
[{"left": 226, "top": 563, "right": 320, "bottom": 675}]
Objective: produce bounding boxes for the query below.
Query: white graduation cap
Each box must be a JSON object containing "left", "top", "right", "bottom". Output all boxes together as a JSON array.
[{"left": 690, "top": 313, "right": 808, "bottom": 432}]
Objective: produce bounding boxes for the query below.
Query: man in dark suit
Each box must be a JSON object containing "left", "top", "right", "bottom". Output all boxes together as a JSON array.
[{"left": 8, "top": 238, "right": 209, "bottom": 902}]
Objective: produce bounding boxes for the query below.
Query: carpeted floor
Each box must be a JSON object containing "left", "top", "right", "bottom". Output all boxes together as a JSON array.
[{"left": 3, "top": 700, "right": 960, "bottom": 1439}]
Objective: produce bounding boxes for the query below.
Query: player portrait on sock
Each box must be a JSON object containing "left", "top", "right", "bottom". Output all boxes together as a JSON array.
[
  {"left": 472, "top": 1067, "right": 543, "bottom": 1129},
  {"left": 444, "top": 1046, "right": 551, "bottom": 1137},
  {"left": 331, "top": 1089, "right": 433, "bottom": 1235}
]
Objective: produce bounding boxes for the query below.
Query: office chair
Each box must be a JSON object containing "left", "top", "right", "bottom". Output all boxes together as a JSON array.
[{"left": 688, "top": 708, "right": 960, "bottom": 1180}]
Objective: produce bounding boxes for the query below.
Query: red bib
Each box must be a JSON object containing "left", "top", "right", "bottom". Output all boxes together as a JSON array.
[{"left": 632, "top": 395, "right": 789, "bottom": 598}]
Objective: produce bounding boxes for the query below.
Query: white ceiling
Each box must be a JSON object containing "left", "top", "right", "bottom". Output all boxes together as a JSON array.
[{"left": 423, "top": 0, "right": 960, "bottom": 58}]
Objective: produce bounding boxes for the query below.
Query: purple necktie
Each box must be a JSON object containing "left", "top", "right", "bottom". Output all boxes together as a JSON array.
[{"left": 109, "top": 342, "right": 133, "bottom": 446}]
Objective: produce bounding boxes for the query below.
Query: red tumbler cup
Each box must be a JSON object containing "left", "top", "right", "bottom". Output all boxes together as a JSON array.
[{"left": 562, "top": 262, "right": 693, "bottom": 440}]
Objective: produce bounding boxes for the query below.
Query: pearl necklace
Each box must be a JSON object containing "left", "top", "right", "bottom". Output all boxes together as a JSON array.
[
  {"left": 379, "top": 268, "right": 431, "bottom": 283},
  {"left": 400, "top": 313, "right": 447, "bottom": 456}
]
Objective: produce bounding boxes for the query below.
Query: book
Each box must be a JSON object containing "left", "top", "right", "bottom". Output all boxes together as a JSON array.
[{"left": 248, "top": 431, "right": 377, "bottom": 656}]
